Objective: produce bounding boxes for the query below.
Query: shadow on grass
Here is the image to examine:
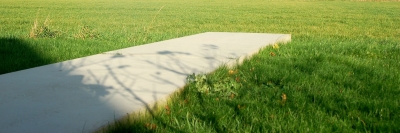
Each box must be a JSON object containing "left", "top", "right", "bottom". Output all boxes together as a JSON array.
[{"left": 0, "top": 37, "right": 52, "bottom": 75}]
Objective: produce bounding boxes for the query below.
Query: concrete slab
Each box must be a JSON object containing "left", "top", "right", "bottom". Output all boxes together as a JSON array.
[{"left": 0, "top": 32, "right": 290, "bottom": 133}]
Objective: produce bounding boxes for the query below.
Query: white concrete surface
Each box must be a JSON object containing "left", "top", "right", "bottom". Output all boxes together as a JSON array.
[{"left": 0, "top": 32, "right": 290, "bottom": 133}]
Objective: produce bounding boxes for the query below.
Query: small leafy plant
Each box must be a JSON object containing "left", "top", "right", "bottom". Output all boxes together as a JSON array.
[{"left": 186, "top": 72, "right": 240, "bottom": 97}]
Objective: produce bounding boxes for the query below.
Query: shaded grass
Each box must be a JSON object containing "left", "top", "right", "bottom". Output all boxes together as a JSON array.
[{"left": 0, "top": 37, "right": 52, "bottom": 73}]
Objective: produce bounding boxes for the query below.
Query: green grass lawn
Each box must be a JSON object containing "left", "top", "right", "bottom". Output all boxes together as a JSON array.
[{"left": 1, "top": 0, "right": 399, "bottom": 132}]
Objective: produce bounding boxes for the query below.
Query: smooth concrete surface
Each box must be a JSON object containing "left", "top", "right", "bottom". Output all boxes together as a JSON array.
[{"left": 0, "top": 32, "right": 291, "bottom": 133}]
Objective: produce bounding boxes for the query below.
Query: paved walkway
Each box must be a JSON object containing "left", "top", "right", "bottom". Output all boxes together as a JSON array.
[{"left": 0, "top": 32, "right": 290, "bottom": 133}]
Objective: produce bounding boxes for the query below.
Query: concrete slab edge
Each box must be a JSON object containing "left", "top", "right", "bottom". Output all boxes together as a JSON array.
[{"left": 94, "top": 33, "right": 292, "bottom": 132}]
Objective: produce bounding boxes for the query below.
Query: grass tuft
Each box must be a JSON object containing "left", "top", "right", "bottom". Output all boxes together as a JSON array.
[
  {"left": 74, "top": 25, "right": 100, "bottom": 40},
  {"left": 142, "top": 5, "right": 165, "bottom": 42},
  {"left": 29, "top": 16, "right": 60, "bottom": 38}
]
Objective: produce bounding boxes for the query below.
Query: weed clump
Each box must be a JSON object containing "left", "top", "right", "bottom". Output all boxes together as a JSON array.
[
  {"left": 186, "top": 72, "right": 240, "bottom": 97},
  {"left": 29, "top": 17, "right": 60, "bottom": 38},
  {"left": 74, "top": 25, "right": 100, "bottom": 39}
]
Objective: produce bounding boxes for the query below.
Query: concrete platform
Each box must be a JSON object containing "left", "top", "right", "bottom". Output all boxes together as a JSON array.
[{"left": 0, "top": 32, "right": 291, "bottom": 133}]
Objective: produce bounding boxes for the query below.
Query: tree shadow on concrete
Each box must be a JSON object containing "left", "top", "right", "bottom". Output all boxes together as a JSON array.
[
  {"left": 0, "top": 38, "right": 124, "bottom": 132},
  {"left": 0, "top": 37, "right": 157, "bottom": 132},
  {"left": 100, "top": 44, "right": 243, "bottom": 132},
  {"left": 0, "top": 37, "right": 248, "bottom": 133}
]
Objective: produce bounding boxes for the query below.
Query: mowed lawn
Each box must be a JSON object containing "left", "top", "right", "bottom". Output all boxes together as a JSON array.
[{"left": 1, "top": 0, "right": 399, "bottom": 132}]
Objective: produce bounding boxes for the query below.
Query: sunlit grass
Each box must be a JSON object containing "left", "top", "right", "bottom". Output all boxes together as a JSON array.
[
  {"left": 1, "top": 0, "right": 399, "bottom": 132},
  {"left": 1, "top": 1, "right": 399, "bottom": 69}
]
